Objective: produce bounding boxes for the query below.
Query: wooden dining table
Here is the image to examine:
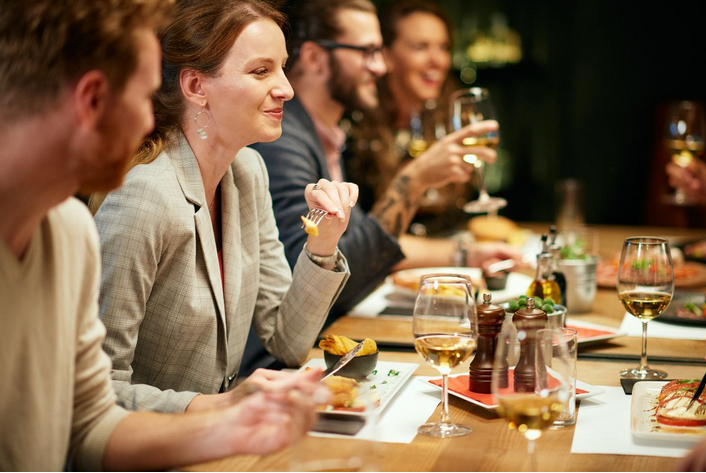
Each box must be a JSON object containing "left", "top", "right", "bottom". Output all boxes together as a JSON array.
[{"left": 185, "top": 223, "right": 706, "bottom": 472}]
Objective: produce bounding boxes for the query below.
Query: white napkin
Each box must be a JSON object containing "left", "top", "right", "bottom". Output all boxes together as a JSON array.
[
  {"left": 619, "top": 313, "right": 706, "bottom": 341},
  {"left": 309, "top": 376, "right": 439, "bottom": 443},
  {"left": 571, "top": 386, "right": 691, "bottom": 458}
]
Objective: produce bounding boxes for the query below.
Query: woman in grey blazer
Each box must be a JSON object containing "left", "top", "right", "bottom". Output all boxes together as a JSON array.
[{"left": 91, "top": 0, "right": 356, "bottom": 413}]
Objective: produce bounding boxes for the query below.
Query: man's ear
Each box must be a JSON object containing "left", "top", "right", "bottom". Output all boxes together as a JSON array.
[
  {"left": 180, "top": 69, "right": 208, "bottom": 108},
  {"left": 298, "top": 41, "right": 329, "bottom": 76},
  {"left": 73, "top": 70, "right": 110, "bottom": 130}
]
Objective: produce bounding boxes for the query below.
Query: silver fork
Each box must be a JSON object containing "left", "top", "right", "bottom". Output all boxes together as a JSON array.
[{"left": 301, "top": 208, "right": 328, "bottom": 229}]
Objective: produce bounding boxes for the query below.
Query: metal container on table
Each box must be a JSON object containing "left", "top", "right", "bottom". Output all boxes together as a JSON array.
[{"left": 558, "top": 256, "right": 599, "bottom": 313}]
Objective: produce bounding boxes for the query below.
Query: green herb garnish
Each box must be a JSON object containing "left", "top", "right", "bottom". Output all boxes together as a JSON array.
[{"left": 388, "top": 369, "right": 400, "bottom": 377}]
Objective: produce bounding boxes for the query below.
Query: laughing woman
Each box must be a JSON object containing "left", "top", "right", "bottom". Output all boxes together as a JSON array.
[{"left": 91, "top": 0, "right": 356, "bottom": 413}]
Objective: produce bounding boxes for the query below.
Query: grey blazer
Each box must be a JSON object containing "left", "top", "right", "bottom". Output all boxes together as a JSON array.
[{"left": 95, "top": 134, "right": 349, "bottom": 412}]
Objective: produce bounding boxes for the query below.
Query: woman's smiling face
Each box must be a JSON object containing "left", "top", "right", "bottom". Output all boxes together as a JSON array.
[
  {"left": 385, "top": 11, "right": 451, "bottom": 104},
  {"left": 201, "top": 18, "right": 293, "bottom": 148}
]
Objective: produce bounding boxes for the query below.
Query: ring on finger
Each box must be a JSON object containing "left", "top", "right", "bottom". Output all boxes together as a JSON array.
[{"left": 312, "top": 184, "right": 321, "bottom": 190}]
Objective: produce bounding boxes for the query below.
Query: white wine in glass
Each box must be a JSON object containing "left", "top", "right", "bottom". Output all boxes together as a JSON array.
[
  {"left": 492, "top": 325, "right": 571, "bottom": 471},
  {"left": 617, "top": 237, "right": 674, "bottom": 379},
  {"left": 413, "top": 274, "right": 478, "bottom": 438},
  {"left": 450, "top": 87, "right": 506, "bottom": 213}
]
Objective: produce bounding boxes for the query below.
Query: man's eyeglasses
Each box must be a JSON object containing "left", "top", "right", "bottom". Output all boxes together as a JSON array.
[{"left": 314, "top": 40, "right": 383, "bottom": 68}]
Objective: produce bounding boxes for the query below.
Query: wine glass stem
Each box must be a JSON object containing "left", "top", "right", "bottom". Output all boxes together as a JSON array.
[
  {"left": 475, "top": 163, "right": 489, "bottom": 201},
  {"left": 640, "top": 321, "right": 649, "bottom": 370},
  {"left": 527, "top": 440, "right": 537, "bottom": 472},
  {"left": 440, "top": 373, "right": 450, "bottom": 425}
]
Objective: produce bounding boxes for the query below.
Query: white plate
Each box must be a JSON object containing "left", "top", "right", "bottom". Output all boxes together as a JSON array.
[
  {"left": 631, "top": 381, "right": 706, "bottom": 444},
  {"left": 300, "top": 359, "right": 418, "bottom": 417},
  {"left": 425, "top": 373, "right": 602, "bottom": 410},
  {"left": 387, "top": 267, "right": 533, "bottom": 304}
]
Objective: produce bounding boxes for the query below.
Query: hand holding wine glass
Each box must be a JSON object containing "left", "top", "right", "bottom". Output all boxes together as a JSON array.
[
  {"left": 413, "top": 274, "right": 478, "bottom": 438},
  {"left": 492, "top": 324, "right": 571, "bottom": 470},
  {"left": 617, "top": 237, "right": 674, "bottom": 379},
  {"left": 450, "top": 87, "right": 506, "bottom": 213},
  {"left": 663, "top": 101, "right": 706, "bottom": 206}
]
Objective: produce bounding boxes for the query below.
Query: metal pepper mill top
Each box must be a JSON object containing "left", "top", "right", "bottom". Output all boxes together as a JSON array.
[
  {"left": 512, "top": 297, "right": 548, "bottom": 393},
  {"left": 469, "top": 293, "right": 507, "bottom": 393}
]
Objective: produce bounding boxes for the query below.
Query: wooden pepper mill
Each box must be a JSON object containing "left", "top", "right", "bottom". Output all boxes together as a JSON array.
[
  {"left": 469, "top": 293, "right": 507, "bottom": 393},
  {"left": 512, "top": 297, "right": 548, "bottom": 393}
]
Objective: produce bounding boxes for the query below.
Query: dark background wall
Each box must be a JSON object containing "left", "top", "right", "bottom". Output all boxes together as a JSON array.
[{"left": 374, "top": 0, "right": 706, "bottom": 227}]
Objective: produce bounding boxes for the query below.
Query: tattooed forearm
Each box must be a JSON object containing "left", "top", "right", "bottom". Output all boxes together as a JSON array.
[{"left": 370, "top": 173, "right": 422, "bottom": 237}]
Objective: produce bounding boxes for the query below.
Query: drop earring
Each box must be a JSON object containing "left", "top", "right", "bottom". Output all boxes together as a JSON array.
[{"left": 194, "top": 103, "right": 210, "bottom": 140}]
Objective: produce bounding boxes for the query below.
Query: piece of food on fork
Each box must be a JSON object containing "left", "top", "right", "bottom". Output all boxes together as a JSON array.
[
  {"left": 301, "top": 215, "right": 319, "bottom": 236},
  {"left": 300, "top": 208, "right": 328, "bottom": 237}
]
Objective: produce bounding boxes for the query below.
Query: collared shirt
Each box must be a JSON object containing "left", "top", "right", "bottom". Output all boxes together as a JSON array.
[{"left": 310, "top": 113, "right": 346, "bottom": 183}]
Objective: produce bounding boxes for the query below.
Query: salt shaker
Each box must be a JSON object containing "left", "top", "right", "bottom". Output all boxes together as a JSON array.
[{"left": 469, "top": 293, "right": 507, "bottom": 393}]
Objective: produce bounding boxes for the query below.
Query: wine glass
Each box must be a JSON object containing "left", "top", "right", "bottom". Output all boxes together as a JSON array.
[
  {"left": 408, "top": 106, "right": 448, "bottom": 209},
  {"left": 663, "top": 101, "right": 706, "bottom": 206},
  {"left": 412, "top": 273, "right": 478, "bottom": 438},
  {"left": 617, "top": 237, "right": 674, "bottom": 379},
  {"left": 450, "top": 88, "right": 506, "bottom": 213},
  {"left": 492, "top": 324, "right": 571, "bottom": 470}
]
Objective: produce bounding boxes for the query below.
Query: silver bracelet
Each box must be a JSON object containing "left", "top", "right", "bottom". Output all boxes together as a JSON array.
[{"left": 304, "top": 244, "right": 339, "bottom": 268}]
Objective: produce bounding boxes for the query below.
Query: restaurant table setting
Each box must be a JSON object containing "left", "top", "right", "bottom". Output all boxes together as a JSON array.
[{"left": 183, "top": 223, "right": 706, "bottom": 472}]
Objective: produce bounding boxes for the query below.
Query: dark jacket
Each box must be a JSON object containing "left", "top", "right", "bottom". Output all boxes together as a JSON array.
[{"left": 252, "top": 97, "right": 405, "bottom": 320}]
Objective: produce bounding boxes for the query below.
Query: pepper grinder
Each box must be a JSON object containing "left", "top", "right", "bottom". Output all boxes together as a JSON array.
[
  {"left": 512, "top": 297, "right": 548, "bottom": 393},
  {"left": 469, "top": 293, "right": 507, "bottom": 393}
]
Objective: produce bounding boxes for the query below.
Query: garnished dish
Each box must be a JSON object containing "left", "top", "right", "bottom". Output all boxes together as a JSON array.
[
  {"left": 655, "top": 291, "right": 706, "bottom": 327},
  {"left": 596, "top": 252, "right": 706, "bottom": 288},
  {"left": 319, "top": 334, "right": 379, "bottom": 378},
  {"left": 679, "top": 238, "right": 706, "bottom": 264},
  {"left": 656, "top": 379, "right": 706, "bottom": 427},
  {"left": 320, "top": 375, "right": 368, "bottom": 411},
  {"left": 631, "top": 381, "right": 706, "bottom": 444},
  {"left": 300, "top": 359, "right": 418, "bottom": 416}
]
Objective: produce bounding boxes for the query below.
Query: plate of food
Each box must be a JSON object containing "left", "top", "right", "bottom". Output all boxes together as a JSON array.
[
  {"left": 677, "top": 238, "right": 706, "bottom": 264},
  {"left": 596, "top": 252, "right": 706, "bottom": 289},
  {"left": 303, "top": 335, "right": 418, "bottom": 418},
  {"left": 631, "top": 380, "right": 706, "bottom": 444},
  {"left": 426, "top": 372, "right": 602, "bottom": 410},
  {"left": 658, "top": 291, "right": 706, "bottom": 327},
  {"left": 387, "top": 267, "right": 533, "bottom": 304}
]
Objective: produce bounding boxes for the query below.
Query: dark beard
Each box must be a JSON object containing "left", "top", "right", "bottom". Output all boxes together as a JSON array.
[{"left": 327, "top": 54, "right": 375, "bottom": 113}]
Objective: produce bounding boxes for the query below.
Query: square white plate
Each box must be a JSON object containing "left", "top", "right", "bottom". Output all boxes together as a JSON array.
[
  {"left": 631, "top": 381, "right": 706, "bottom": 444},
  {"left": 300, "top": 359, "right": 418, "bottom": 416}
]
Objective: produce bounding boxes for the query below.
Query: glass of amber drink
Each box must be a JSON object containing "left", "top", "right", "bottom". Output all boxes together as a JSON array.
[
  {"left": 412, "top": 274, "right": 478, "bottom": 437},
  {"left": 617, "top": 237, "right": 674, "bottom": 379},
  {"left": 492, "top": 325, "right": 571, "bottom": 470}
]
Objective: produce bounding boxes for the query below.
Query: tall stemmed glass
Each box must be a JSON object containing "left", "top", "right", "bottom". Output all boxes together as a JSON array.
[
  {"left": 492, "top": 325, "right": 571, "bottom": 471},
  {"left": 450, "top": 88, "right": 506, "bottom": 213},
  {"left": 413, "top": 274, "right": 478, "bottom": 438},
  {"left": 663, "top": 101, "right": 706, "bottom": 205},
  {"left": 617, "top": 237, "right": 674, "bottom": 379}
]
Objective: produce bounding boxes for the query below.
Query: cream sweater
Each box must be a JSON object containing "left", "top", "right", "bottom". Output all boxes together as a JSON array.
[{"left": 0, "top": 198, "right": 128, "bottom": 471}]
